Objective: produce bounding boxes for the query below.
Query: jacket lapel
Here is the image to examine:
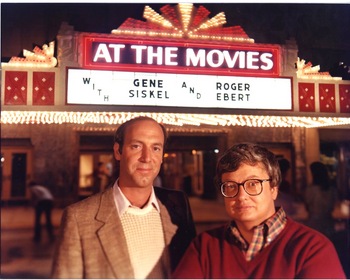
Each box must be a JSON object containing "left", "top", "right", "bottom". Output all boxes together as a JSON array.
[
  {"left": 158, "top": 198, "right": 178, "bottom": 277},
  {"left": 158, "top": 199, "right": 178, "bottom": 246},
  {"left": 93, "top": 187, "right": 180, "bottom": 278},
  {"left": 95, "top": 187, "right": 134, "bottom": 278}
]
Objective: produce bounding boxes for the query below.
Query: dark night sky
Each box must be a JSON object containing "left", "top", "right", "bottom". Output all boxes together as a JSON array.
[{"left": 1, "top": 2, "right": 350, "bottom": 74}]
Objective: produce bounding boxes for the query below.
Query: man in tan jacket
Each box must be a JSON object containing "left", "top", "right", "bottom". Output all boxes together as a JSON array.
[{"left": 51, "top": 116, "right": 196, "bottom": 278}]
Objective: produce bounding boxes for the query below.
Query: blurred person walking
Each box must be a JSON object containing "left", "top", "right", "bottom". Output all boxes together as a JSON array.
[
  {"left": 28, "top": 181, "right": 55, "bottom": 243},
  {"left": 304, "top": 161, "right": 337, "bottom": 238},
  {"left": 275, "top": 158, "right": 296, "bottom": 216}
]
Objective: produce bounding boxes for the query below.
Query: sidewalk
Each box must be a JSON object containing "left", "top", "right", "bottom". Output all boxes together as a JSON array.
[{"left": 1, "top": 206, "right": 60, "bottom": 278}]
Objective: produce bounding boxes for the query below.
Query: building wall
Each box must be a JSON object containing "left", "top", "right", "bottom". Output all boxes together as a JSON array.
[{"left": 1, "top": 123, "right": 79, "bottom": 205}]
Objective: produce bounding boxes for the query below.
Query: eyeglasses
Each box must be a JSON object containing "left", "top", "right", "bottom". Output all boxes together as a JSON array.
[{"left": 220, "top": 179, "right": 271, "bottom": 198}]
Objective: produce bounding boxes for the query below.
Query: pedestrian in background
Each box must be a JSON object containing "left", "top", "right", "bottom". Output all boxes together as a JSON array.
[
  {"left": 304, "top": 161, "right": 337, "bottom": 238},
  {"left": 277, "top": 158, "right": 292, "bottom": 194},
  {"left": 172, "top": 143, "right": 345, "bottom": 279},
  {"left": 28, "top": 181, "right": 55, "bottom": 243},
  {"left": 275, "top": 158, "right": 301, "bottom": 218},
  {"left": 52, "top": 116, "right": 196, "bottom": 278}
]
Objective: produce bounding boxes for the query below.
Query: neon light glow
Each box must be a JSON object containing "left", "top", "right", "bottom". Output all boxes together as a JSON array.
[{"left": 83, "top": 37, "right": 279, "bottom": 75}]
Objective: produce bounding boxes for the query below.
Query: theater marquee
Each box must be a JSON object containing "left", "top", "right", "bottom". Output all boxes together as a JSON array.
[
  {"left": 83, "top": 37, "right": 281, "bottom": 77},
  {"left": 66, "top": 6, "right": 293, "bottom": 111},
  {"left": 67, "top": 34, "right": 292, "bottom": 110},
  {"left": 67, "top": 68, "right": 292, "bottom": 110}
]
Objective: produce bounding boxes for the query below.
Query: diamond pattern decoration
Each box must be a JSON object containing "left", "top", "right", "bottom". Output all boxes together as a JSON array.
[
  {"left": 32, "top": 72, "right": 55, "bottom": 105},
  {"left": 339, "top": 84, "right": 350, "bottom": 113},
  {"left": 4, "top": 71, "right": 28, "bottom": 105},
  {"left": 298, "top": 83, "right": 315, "bottom": 112},
  {"left": 319, "top": 83, "right": 335, "bottom": 113}
]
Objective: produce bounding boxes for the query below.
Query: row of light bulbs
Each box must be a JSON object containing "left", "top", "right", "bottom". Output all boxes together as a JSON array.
[
  {"left": 1, "top": 111, "right": 349, "bottom": 128},
  {"left": 112, "top": 28, "right": 254, "bottom": 43}
]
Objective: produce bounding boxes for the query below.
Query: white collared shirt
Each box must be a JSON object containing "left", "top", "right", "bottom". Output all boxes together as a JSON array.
[{"left": 112, "top": 179, "right": 160, "bottom": 216}]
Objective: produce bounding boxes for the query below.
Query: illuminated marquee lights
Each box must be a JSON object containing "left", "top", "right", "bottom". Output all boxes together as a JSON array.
[
  {"left": 178, "top": 3, "right": 192, "bottom": 33},
  {"left": 112, "top": 3, "right": 254, "bottom": 43},
  {"left": 194, "top": 12, "right": 226, "bottom": 31},
  {"left": 143, "top": 6, "right": 174, "bottom": 28},
  {"left": 1, "top": 111, "right": 349, "bottom": 128},
  {"left": 296, "top": 57, "right": 341, "bottom": 81},
  {"left": 4, "top": 41, "right": 57, "bottom": 68}
]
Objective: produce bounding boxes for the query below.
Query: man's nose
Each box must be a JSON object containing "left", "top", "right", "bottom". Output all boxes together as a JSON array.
[
  {"left": 236, "top": 185, "right": 249, "bottom": 200},
  {"left": 140, "top": 147, "right": 151, "bottom": 162}
]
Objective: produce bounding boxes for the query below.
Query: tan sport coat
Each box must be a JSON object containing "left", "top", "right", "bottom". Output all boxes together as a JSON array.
[{"left": 51, "top": 186, "right": 196, "bottom": 278}]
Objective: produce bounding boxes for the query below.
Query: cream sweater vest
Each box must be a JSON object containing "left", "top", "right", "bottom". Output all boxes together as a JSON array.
[{"left": 120, "top": 204, "right": 166, "bottom": 278}]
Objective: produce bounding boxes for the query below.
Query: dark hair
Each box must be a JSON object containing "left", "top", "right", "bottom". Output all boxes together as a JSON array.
[
  {"left": 310, "top": 161, "right": 330, "bottom": 191},
  {"left": 114, "top": 116, "right": 167, "bottom": 154},
  {"left": 215, "top": 143, "right": 281, "bottom": 187},
  {"left": 278, "top": 158, "right": 290, "bottom": 175}
]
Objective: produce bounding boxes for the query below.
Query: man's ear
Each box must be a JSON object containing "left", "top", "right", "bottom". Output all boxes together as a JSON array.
[
  {"left": 272, "top": 186, "right": 279, "bottom": 200},
  {"left": 113, "top": 143, "right": 121, "bottom": 160}
]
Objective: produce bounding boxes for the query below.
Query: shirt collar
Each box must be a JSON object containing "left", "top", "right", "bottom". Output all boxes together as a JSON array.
[
  {"left": 113, "top": 179, "right": 160, "bottom": 216},
  {"left": 229, "top": 207, "right": 287, "bottom": 259},
  {"left": 264, "top": 206, "right": 287, "bottom": 240}
]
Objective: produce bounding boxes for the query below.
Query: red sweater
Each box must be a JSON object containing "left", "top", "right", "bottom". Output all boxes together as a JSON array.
[{"left": 172, "top": 218, "right": 346, "bottom": 279}]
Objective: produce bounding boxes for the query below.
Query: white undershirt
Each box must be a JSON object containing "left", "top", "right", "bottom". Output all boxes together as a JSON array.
[{"left": 112, "top": 180, "right": 166, "bottom": 278}]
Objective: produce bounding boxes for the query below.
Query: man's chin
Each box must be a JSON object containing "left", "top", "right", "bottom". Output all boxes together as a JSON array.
[{"left": 135, "top": 177, "right": 154, "bottom": 188}]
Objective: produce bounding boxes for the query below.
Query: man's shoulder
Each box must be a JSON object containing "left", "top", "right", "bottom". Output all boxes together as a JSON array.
[
  {"left": 154, "top": 186, "right": 186, "bottom": 199},
  {"left": 154, "top": 187, "right": 190, "bottom": 209},
  {"left": 66, "top": 188, "right": 112, "bottom": 211},
  {"left": 284, "top": 218, "right": 331, "bottom": 243}
]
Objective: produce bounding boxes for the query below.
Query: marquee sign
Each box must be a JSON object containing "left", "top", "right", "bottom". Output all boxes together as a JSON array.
[
  {"left": 66, "top": 68, "right": 292, "bottom": 110},
  {"left": 72, "top": 3, "right": 290, "bottom": 111},
  {"left": 83, "top": 37, "right": 281, "bottom": 77}
]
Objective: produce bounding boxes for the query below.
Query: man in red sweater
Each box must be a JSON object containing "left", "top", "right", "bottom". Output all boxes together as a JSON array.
[{"left": 172, "top": 143, "right": 346, "bottom": 279}]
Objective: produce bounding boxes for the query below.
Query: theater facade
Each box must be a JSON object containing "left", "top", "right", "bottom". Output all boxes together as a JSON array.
[{"left": 1, "top": 3, "right": 350, "bottom": 205}]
